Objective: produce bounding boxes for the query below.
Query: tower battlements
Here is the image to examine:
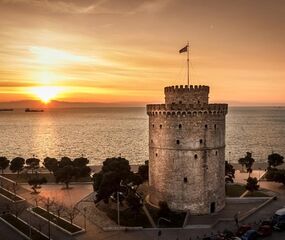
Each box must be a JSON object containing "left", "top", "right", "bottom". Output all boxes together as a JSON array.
[
  {"left": 146, "top": 103, "right": 228, "bottom": 116},
  {"left": 164, "top": 85, "right": 209, "bottom": 93},
  {"left": 164, "top": 85, "right": 209, "bottom": 105}
]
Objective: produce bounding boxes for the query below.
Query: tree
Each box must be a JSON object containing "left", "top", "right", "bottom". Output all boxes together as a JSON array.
[
  {"left": 73, "top": 157, "right": 89, "bottom": 168},
  {"left": 74, "top": 166, "right": 91, "bottom": 180},
  {"left": 10, "top": 157, "right": 25, "bottom": 175},
  {"left": 0, "top": 156, "right": 9, "bottom": 174},
  {"left": 138, "top": 160, "right": 149, "bottom": 182},
  {"left": 127, "top": 172, "right": 143, "bottom": 186},
  {"left": 58, "top": 156, "right": 72, "bottom": 168},
  {"left": 239, "top": 152, "right": 255, "bottom": 175},
  {"left": 93, "top": 157, "right": 133, "bottom": 203},
  {"left": 273, "top": 170, "right": 285, "bottom": 185},
  {"left": 225, "top": 161, "right": 235, "bottom": 183},
  {"left": 28, "top": 177, "right": 47, "bottom": 193},
  {"left": 63, "top": 206, "right": 79, "bottom": 225},
  {"left": 95, "top": 171, "right": 120, "bottom": 203},
  {"left": 126, "top": 191, "right": 143, "bottom": 216},
  {"left": 266, "top": 169, "right": 285, "bottom": 185},
  {"left": 245, "top": 177, "right": 259, "bottom": 192},
  {"left": 52, "top": 202, "right": 65, "bottom": 221},
  {"left": 268, "top": 153, "right": 284, "bottom": 169},
  {"left": 26, "top": 157, "right": 40, "bottom": 174},
  {"left": 73, "top": 157, "right": 91, "bottom": 180},
  {"left": 43, "top": 157, "right": 58, "bottom": 174},
  {"left": 54, "top": 165, "right": 74, "bottom": 189}
]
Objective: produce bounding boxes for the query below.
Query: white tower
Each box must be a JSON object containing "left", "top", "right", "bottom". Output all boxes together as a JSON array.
[{"left": 147, "top": 85, "right": 228, "bottom": 215}]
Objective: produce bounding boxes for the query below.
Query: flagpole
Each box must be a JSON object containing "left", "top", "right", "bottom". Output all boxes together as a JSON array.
[{"left": 187, "top": 41, "right": 189, "bottom": 86}]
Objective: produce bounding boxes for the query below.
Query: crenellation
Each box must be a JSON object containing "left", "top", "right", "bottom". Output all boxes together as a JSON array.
[{"left": 147, "top": 103, "right": 228, "bottom": 116}]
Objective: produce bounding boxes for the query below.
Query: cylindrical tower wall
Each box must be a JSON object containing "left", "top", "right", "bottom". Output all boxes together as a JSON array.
[{"left": 147, "top": 97, "right": 227, "bottom": 214}]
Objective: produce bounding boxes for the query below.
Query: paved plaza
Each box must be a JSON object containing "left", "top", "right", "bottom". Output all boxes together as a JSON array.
[{"left": 0, "top": 168, "right": 285, "bottom": 240}]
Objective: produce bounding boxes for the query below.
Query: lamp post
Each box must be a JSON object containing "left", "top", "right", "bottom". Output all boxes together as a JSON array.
[
  {"left": 117, "top": 191, "right": 123, "bottom": 226},
  {"left": 46, "top": 198, "right": 51, "bottom": 240},
  {"left": 229, "top": 151, "right": 231, "bottom": 164},
  {"left": 28, "top": 207, "right": 32, "bottom": 240},
  {"left": 83, "top": 207, "right": 87, "bottom": 230}
]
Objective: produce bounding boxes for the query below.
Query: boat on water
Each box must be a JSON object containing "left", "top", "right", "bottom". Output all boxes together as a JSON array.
[
  {"left": 0, "top": 109, "right": 14, "bottom": 112},
  {"left": 25, "top": 108, "right": 44, "bottom": 112}
]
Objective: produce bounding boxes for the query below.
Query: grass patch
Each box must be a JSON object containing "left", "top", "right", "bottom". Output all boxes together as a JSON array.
[
  {"left": 245, "top": 191, "right": 269, "bottom": 197},
  {"left": 2, "top": 173, "right": 91, "bottom": 184},
  {"left": 226, "top": 184, "right": 246, "bottom": 197},
  {"left": 1, "top": 214, "right": 48, "bottom": 240},
  {"left": 0, "top": 187, "right": 23, "bottom": 201},
  {"left": 106, "top": 208, "right": 151, "bottom": 227},
  {"left": 145, "top": 203, "right": 186, "bottom": 228},
  {"left": 32, "top": 207, "right": 82, "bottom": 233}
]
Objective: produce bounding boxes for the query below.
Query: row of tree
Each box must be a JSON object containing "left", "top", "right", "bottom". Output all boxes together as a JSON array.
[
  {"left": 0, "top": 156, "right": 92, "bottom": 190},
  {"left": 44, "top": 157, "right": 92, "bottom": 189},
  {"left": 0, "top": 156, "right": 41, "bottom": 174},
  {"left": 238, "top": 152, "right": 284, "bottom": 173},
  {"left": 237, "top": 152, "right": 284, "bottom": 186}
]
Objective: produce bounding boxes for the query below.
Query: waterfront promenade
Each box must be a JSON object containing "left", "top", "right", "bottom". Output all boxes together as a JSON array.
[{"left": 0, "top": 164, "right": 285, "bottom": 240}]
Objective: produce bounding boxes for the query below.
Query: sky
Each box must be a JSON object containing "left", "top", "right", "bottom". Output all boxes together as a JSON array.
[{"left": 0, "top": 0, "right": 284, "bottom": 106}]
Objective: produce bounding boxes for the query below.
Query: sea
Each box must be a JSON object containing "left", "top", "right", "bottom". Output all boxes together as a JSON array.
[{"left": 0, "top": 107, "right": 284, "bottom": 165}]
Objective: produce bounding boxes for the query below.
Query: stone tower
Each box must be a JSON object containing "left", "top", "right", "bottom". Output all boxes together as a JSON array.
[{"left": 147, "top": 85, "right": 228, "bottom": 215}]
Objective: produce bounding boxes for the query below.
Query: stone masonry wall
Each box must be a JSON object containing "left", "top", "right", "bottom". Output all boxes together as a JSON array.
[{"left": 147, "top": 85, "right": 227, "bottom": 215}]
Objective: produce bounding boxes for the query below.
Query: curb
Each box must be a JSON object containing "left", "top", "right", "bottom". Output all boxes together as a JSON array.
[
  {"left": 29, "top": 206, "right": 85, "bottom": 236},
  {"left": 103, "top": 226, "right": 143, "bottom": 231},
  {"left": 0, "top": 214, "right": 51, "bottom": 240},
  {"left": 0, "top": 187, "right": 26, "bottom": 203}
]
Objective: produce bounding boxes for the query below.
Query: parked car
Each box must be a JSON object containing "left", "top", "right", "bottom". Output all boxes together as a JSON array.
[
  {"left": 273, "top": 221, "right": 285, "bottom": 231},
  {"left": 272, "top": 208, "right": 285, "bottom": 224},
  {"left": 260, "top": 219, "right": 273, "bottom": 227},
  {"left": 272, "top": 208, "right": 285, "bottom": 231},
  {"left": 257, "top": 224, "right": 272, "bottom": 237},
  {"left": 236, "top": 225, "right": 251, "bottom": 237},
  {"left": 241, "top": 230, "right": 258, "bottom": 240}
]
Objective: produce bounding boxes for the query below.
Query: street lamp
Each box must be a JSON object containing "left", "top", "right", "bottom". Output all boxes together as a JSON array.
[
  {"left": 117, "top": 191, "right": 124, "bottom": 226},
  {"left": 28, "top": 207, "right": 32, "bottom": 240},
  {"left": 83, "top": 207, "right": 87, "bottom": 230},
  {"left": 229, "top": 151, "right": 231, "bottom": 164},
  {"left": 45, "top": 198, "right": 52, "bottom": 240}
]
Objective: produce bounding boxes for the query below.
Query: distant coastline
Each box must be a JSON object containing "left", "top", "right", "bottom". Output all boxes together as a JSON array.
[{"left": 0, "top": 100, "right": 284, "bottom": 109}]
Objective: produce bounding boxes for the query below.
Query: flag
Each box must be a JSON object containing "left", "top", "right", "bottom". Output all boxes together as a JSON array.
[{"left": 179, "top": 45, "right": 188, "bottom": 53}]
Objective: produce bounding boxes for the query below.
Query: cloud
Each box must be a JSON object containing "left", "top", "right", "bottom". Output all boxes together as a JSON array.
[
  {"left": 0, "top": 0, "right": 103, "bottom": 14},
  {"left": 0, "top": 80, "right": 35, "bottom": 87},
  {"left": 0, "top": 0, "right": 171, "bottom": 15}
]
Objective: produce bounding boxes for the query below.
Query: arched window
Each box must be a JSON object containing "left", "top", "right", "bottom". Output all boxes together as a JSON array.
[
  {"left": 176, "top": 140, "right": 180, "bottom": 145},
  {"left": 200, "top": 139, "right": 203, "bottom": 144},
  {"left": 184, "top": 177, "right": 188, "bottom": 183},
  {"left": 179, "top": 124, "right": 182, "bottom": 129},
  {"left": 205, "top": 124, "right": 208, "bottom": 129},
  {"left": 194, "top": 154, "right": 198, "bottom": 159},
  {"left": 160, "top": 124, "right": 162, "bottom": 129}
]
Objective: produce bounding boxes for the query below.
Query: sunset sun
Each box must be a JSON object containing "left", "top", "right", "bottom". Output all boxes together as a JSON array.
[{"left": 30, "top": 86, "right": 62, "bottom": 103}]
